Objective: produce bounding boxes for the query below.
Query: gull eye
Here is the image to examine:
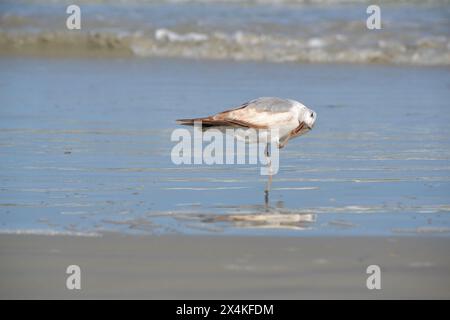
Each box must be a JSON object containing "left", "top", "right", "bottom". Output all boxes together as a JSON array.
[{"left": 310, "top": 112, "right": 314, "bottom": 117}]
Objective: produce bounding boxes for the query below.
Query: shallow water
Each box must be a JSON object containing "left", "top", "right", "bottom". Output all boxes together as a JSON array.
[{"left": 0, "top": 57, "right": 449, "bottom": 236}]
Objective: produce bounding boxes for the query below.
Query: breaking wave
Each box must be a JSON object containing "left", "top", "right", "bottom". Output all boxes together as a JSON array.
[
  {"left": 1, "top": 27, "right": 448, "bottom": 65},
  {"left": 1, "top": 0, "right": 449, "bottom": 65}
]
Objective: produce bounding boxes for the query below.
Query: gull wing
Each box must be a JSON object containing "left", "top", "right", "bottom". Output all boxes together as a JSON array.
[
  {"left": 214, "top": 97, "right": 296, "bottom": 128},
  {"left": 176, "top": 97, "right": 296, "bottom": 129}
]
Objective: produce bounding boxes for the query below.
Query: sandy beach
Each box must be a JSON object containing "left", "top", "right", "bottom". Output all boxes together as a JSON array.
[{"left": 0, "top": 234, "right": 449, "bottom": 299}]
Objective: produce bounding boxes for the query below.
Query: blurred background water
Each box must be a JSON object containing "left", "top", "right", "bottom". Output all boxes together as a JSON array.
[{"left": 1, "top": 0, "right": 449, "bottom": 65}]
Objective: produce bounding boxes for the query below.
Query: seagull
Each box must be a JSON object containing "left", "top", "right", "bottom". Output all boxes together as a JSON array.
[{"left": 177, "top": 97, "right": 317, "bottom": 200}]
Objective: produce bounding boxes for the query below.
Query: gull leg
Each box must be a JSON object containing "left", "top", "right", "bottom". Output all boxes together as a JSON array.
[
  {"left": 278, "top": 134, "right": 291, "bottom": 149},
  {"left": 264, "top": 142, "right": 273, "bottom": 207}
]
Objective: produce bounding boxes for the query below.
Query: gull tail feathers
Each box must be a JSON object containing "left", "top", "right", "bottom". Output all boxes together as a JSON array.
[
  {"left": 176, "top": 117, "right": 261, "bottom": 128},
  {"left": 176, "top": 117, "right": 223, "bottom": 127}
]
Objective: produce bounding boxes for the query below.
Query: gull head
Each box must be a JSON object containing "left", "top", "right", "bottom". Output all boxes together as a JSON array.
[{"left": 295, "top": 101, "right": 317, "bottom": 129}]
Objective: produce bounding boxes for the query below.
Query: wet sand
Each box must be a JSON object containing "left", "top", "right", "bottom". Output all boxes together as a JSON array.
[{"left": 0, "top": 234, "right": 449, "bottom": 299}]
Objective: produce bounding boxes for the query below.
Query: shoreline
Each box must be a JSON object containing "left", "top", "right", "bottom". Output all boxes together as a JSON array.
[
  {"left": 1, "top": 234, "right": 449, "bottom": 299},
  {"left": 1, "top": 51, "right": 449, "bottom": 68}
]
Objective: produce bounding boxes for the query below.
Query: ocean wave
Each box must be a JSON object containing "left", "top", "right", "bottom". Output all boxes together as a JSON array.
[
  {"left": 1, "top": 0, "right": 449, "bottom": 66},
  {"left": 1, "top": 28, "right": 449, "bottom": 65},
  {"left": 155, "top": 28, "right": 209, "bottom": 42}
]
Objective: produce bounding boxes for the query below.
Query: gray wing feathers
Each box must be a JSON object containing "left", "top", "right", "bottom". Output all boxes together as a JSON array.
[
  {"left": 177, "top": 97, "right": 296, "bottom": 129},
  {"left": 242, "top": 97, "right": 295, "bottom": 113}
]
